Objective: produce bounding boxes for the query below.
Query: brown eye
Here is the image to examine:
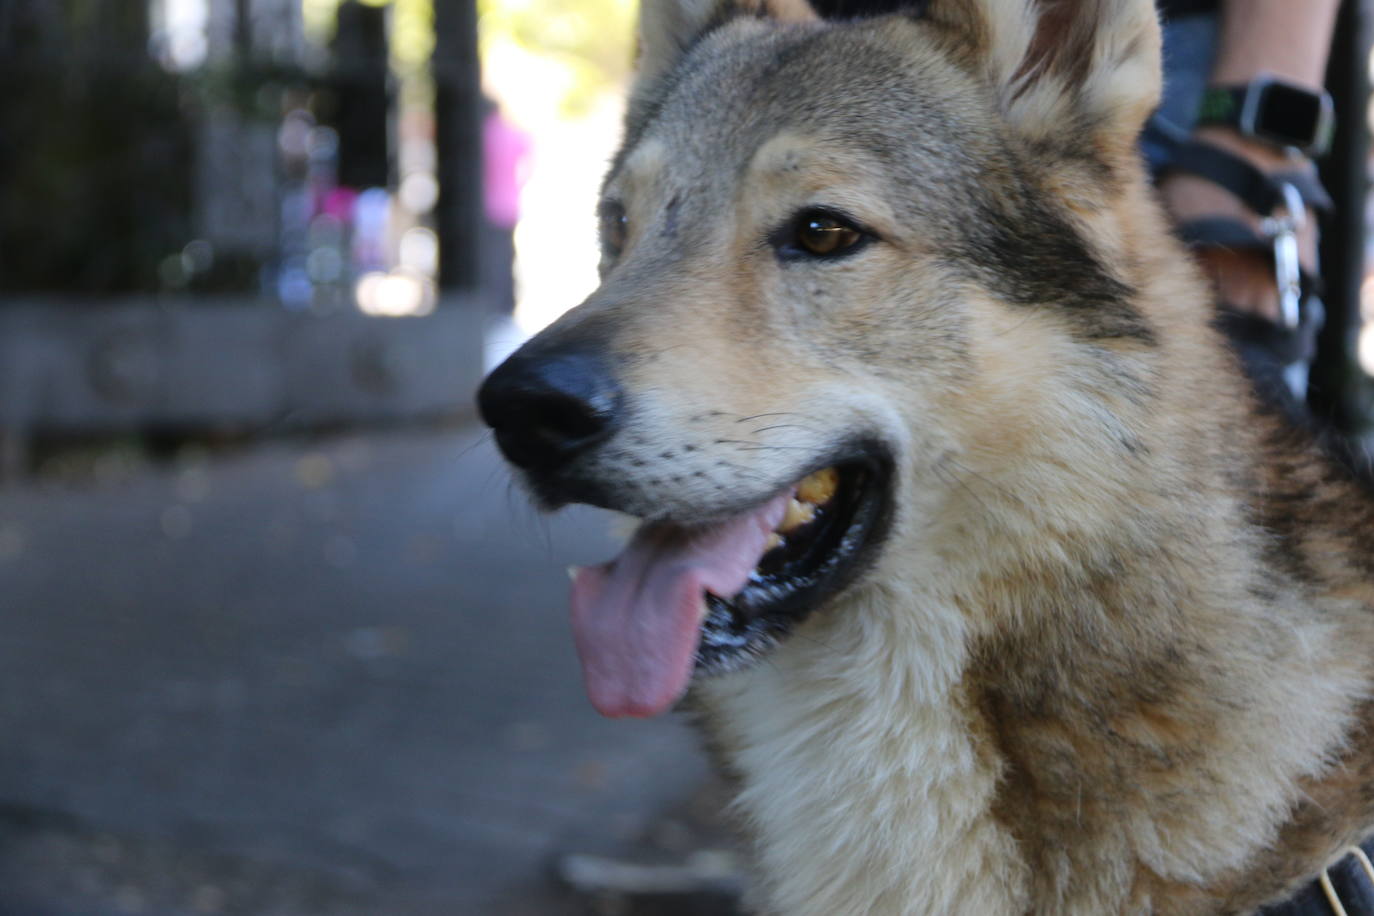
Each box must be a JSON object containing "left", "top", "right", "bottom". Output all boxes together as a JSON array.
[
  {"left": 600, "top": 203, "right": 628, "bottom": 257},
  {"left": 797, "top": 217, "right": 860, "bottom": 255},
  {"left": 778, "top": 210, "right": 870, "bottom": 261}
]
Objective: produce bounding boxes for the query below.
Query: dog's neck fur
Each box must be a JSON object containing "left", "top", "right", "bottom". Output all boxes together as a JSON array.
[
  {"left": 699, "top": 493, "right": 1367, "bottom": 915},
  {"left": 697, "top": 575, "right": 1028, "bottom": 916},
  {"left": 696, "top": 195, "right": 1374, "bottom": 915}
]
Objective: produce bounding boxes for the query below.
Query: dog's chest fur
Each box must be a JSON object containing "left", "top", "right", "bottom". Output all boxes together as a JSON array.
[
  {"left": 697, "top": 584, "right": 1033, "bottom": 916},
  {"left": 696, "top": 517, "right": 1374, "bottom": 915}
]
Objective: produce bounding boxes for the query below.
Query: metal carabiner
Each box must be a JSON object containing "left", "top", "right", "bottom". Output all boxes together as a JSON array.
[{"left": 1260, "top": 182, "right": 1305, "bottom": 331}]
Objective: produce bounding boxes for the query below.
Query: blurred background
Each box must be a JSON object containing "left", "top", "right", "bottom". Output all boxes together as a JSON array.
[
  {"left": 2, "top": 1, "right": 1374, "bottom": 914},
  {"left": 0, "top": 1, "right": 735, "bottom": 914}
]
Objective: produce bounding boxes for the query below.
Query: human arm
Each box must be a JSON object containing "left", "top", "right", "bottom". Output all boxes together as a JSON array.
[{"left": 1157, "top": 0, "right": 1340, "bottom": 320}]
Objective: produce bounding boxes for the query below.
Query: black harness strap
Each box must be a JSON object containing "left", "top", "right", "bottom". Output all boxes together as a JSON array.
[
  {"left": 1258, "top": 836, "right": 1374, "bottom": 915},
  {"left": 1166, "top": 140, "right": 1334, "bottom": 215},
  {"left": 1177, "top": 216, "right": 1326, "bottom": 305}
]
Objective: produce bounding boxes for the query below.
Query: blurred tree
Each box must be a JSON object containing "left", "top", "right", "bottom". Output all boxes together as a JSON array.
[
  {"left": 477, "top": 0, "right": 637, "bottom": 118},
  {"left": 0, "top": 1, "right": 192, "bottom": 295},
  {"left": 330, "top": 1, "right": 391, "bottom": 189},
  {"left": 434, "top": 0, "right": 482, "bottom": 290},
  {"left": 303, "top": 0, "right": 435, "bottom": 79}
]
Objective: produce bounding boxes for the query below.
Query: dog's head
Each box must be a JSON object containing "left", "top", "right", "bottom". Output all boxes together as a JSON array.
[{"left": 479, "top": 0, "right": 1167, "bottom": 716}]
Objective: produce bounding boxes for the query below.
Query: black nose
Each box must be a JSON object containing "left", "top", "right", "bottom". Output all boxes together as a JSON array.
[{"left": 477, "top": 345, "right": 623, "bottom": 471}]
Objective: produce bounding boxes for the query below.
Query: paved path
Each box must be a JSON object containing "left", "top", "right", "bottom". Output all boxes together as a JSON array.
[{"left": 0, "top": 425, "right": 713, "bottom": 914}]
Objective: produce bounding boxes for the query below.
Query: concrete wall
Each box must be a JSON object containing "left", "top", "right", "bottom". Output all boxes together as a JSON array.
[{"left": 0, "top": 298, "right": 485, "bottom": 431}]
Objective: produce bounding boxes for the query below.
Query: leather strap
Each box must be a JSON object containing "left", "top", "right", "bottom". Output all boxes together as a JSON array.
[
  {"left": 1177, "top": 217, "right": 1277, "bottom": 250},
  {"left": 1166, "top": 141, "right": 1334, "bottom": 215},
  {"left": 1258, "top": 837, "right": 1374, "bottom": 915},
  {"left": 1176, "top": 216, "right": 1325, "bottom": 304},
  {"left": 1217, "top": 301, "right": 1322, "bottom": 369}
]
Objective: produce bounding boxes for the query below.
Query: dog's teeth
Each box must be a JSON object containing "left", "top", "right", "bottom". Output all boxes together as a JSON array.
[
  {"left": 765, "top": 532, "right": 784, "bottom": 551},
  {"left": 778, "top": 498, "right": 815, "bottom": 534},
  {"left": 797, "top": 467, "right": 839, "bottom": 505}
]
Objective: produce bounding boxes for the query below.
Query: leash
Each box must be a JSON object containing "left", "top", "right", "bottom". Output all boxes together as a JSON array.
[
  {"left": 1161, "top": 139, "right": 1331, "bottom": 408},
  {"left": 1164, "top": 139, "right": 1330, "bottom": 329},
  {"left": 1168, "top": 141, "right": 1328, "bottom": 322},
  {"left": 1259, "top": 837, "right": 1374, "bottom": 915}
]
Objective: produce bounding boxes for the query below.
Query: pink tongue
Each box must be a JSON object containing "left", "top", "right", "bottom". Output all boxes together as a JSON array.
[{"left": 570, "top": 492, "right": 791, "bottom": 718}]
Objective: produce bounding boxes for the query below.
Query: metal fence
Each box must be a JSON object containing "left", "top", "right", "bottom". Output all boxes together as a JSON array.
[{"left": 0, "top": 0, "right": 486, "bottom": 463}]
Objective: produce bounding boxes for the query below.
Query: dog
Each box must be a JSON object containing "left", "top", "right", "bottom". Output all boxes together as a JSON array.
[{"left": 477, "top": 0, "right": 1374, "bottom": 911}]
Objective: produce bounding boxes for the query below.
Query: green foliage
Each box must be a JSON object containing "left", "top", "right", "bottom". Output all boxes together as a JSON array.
[{"left": 479, "top": 0, "right": 637, "bottom": 117}]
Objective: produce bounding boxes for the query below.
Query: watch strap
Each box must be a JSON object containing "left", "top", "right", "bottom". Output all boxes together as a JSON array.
[
  {"left": 1195, "top": 78, "right": 1335, "bottom": 156},
  {"left": 1197, "top": 85, "right": 1246, "bottom": 127}
]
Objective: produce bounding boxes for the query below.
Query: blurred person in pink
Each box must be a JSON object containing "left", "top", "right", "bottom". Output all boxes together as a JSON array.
[{"left": 483, "top": 98, "right": 532, "bottom": 316}]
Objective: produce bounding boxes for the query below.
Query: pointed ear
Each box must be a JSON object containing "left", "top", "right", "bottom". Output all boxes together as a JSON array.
[
  {"left": 636, "top": 0, "right": 819, "bottom": 83},
  {"left": 927, "top": 0, "right": 1161, "bottom": 163}
]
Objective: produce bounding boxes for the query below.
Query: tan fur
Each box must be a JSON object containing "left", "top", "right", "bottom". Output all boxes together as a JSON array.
[{"left": 509, "top": 0, "right": 1374, "bottom": 911}]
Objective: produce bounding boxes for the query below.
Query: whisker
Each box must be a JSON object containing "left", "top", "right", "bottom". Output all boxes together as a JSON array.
[
  {"left": 715, "top": 462, "right": 772, "bottom": 483},
  {"left": 484, "top": 460, "right": 512, "bottom": 491},
  {"left": 504, "top": 478, "right": 531, "bottom": 519},
  {"left": 944, "top": 455, "right": 1019, "bottom": 505},
  {"left": 933, "top": 459, "right": 993, "bottom": 516},
  {"left": 715, "top": 438, "right": 815, "bottom": 451},
  {"left": 736, "top": 412, "right": 806, "bottom": 424},
  {"left": 751, "top": 424, "right": 819, "bottom": 436},
  {"left": 988, "top": 312, "right": 1037, "bottom": 339},
  {"left": 789, "top": 628, "right": 842, "bottom": 655},
  {"left": 455, "top": 430, "right": 494, "bottom": 464},
  {"left": 731, "top": 444, "right": 819, "bottom": 453},
  {"left": 539, "top": 512, "right": 554, "bottom": 560}
]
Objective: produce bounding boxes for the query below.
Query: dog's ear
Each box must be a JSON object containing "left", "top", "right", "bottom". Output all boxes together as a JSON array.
[
  {"left": 927, "top": 0, "right": 1161, "bottom": 163},
  {"left": 637, "top": 0, "right": 819, "bottom": 82}
]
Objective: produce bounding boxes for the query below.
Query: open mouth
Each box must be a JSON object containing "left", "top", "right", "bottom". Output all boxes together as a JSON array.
[
  {"left": 698, "top": 458, "right": 891, "bottom": 667},
  {"left": 568, "top": 444, "right": 893, "bottom": 718}
]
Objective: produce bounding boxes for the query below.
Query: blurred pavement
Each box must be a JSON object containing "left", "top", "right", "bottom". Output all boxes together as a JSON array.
[{"left": 0, "top": 423, "right": 716, "bottom": 915}]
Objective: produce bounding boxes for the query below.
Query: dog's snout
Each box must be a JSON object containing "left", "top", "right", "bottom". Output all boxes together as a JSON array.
[{"left": 477, "top": 346, "right": 623, "bottom": 471}]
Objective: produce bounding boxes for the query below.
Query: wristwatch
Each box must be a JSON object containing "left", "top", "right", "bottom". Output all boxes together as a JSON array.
[{"left": 1196, "top": 74, "right": 1335, "bottom": 157}]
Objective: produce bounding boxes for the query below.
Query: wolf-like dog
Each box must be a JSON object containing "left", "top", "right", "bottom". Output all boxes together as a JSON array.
[{"left": 477, "top": 0, "right": 1374, "bottom": 912}]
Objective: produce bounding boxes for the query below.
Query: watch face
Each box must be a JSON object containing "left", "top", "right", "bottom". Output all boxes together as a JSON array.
[{"left": 1255, "top": 81, "right": 1326, "bottom": 148}]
